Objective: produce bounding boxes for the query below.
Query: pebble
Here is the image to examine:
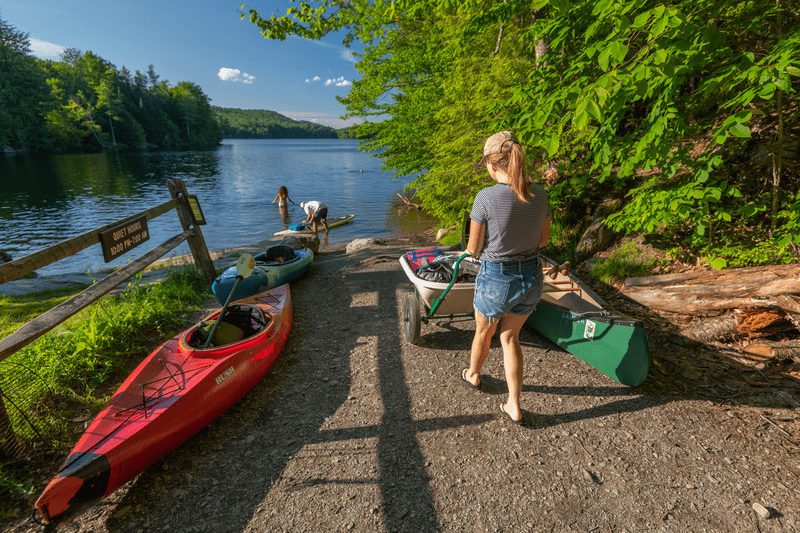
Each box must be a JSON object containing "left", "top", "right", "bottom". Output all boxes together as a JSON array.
[{"left": 752, "top": 503, "right": 771, "bottom": 519}]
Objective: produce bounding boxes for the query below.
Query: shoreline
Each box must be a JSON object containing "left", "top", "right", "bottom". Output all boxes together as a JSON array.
[{"left": 0, "top": 229, "right": 440, "bottom": 298}]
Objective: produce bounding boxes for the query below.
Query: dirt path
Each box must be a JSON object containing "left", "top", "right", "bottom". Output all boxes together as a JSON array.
[{"left": 9, "top": 237, "right": 800, "bottom": 532}]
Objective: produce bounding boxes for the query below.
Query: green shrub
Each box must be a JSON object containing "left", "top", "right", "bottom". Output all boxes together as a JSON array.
[
  {"left": 704, "top": 240, "right": 796, "bottom": 270},
  {"left": 590, "top": 241, "right": 658, "bottom": 284}
]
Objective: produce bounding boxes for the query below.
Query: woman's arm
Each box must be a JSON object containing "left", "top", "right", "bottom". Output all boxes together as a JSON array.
[
  {"left": 539, "top": 217, "right": 551, "bottom": 249},
  {"left": 272, "top": 193, "right": 279, "bottom": 204},
  {"left": 465, "top": 219, "right": 486, "bottom": 257}
]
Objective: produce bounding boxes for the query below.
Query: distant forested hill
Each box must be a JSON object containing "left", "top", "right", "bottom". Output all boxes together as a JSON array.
[{"left": 213, "top": 107, "right": 339, "bottom": 139}]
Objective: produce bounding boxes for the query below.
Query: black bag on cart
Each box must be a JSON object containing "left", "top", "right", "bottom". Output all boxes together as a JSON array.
[{"left": 415, "top": 259, "right": 454, "bottom": 283}]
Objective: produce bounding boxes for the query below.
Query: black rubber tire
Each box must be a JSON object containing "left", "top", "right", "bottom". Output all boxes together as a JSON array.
[{"left": 402, "top": 294, "right": 421, "bottom": 344}]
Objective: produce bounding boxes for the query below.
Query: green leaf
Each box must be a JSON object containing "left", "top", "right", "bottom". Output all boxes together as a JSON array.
[
  {"left": 574, "top": 108, "right": 589, "bottom": 130},
  {"left": 729, "top": 123, "right": 751, "bottom": 138},
  {"left": 787, "top": 66, "right": 800, "bottom": 77},
  {"left": 632, "top": 11, "right": 650, "bottom": 28},
  {"left": 774, "top": 77, "right": 790, "bottom": 91},
  {"left": 543, "top": 134, "right": 560, "bottom": 158},
  {"left": 598, "top": 48, "right": 611, "bottom": 71},
  {"left": 651, "top": 14, "right": 668, "bottom": 36},
  {"left": 587, "top": 99, "right": 602, "bottom": 121},
  {"left": 708, "top": 257, "right": 727, "bottom": 270},
  {"left": 609, "top": 41, "right": 628, "bottom": 64}
]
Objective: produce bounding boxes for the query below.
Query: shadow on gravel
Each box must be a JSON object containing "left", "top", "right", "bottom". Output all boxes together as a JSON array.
[
  {"left": 103, "top": 248, "right": 464, "bottom": 533},
  {"left": 58, "top": 245, "right": 799, "bottom": 533}
]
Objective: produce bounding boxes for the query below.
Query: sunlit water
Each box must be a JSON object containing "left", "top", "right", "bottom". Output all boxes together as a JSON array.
[{"left": 0, "top": 139, "right": 437, "bottom": 276}]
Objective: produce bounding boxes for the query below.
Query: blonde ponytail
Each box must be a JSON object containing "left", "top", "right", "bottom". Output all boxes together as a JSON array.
[{"left": 484, "top": 142, "right": 530, "bottom": 203}]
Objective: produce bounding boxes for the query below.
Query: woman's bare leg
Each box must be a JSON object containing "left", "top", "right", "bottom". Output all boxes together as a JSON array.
[
  {"left": 498, "top": 312, "right": 528, "bottom": 422},
  {"left": 464, "top": 310, "right": 497, "bottom": 387}
]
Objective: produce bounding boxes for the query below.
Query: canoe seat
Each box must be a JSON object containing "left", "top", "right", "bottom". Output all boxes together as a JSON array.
[{"left": 189, "top": 304, "right": 271, "bottom": 348}]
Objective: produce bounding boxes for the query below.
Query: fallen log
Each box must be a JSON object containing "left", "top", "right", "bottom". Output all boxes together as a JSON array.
[
  {"left": 682, "top": 314, "right": 738, "bottom": 343},
  {"left": 743, "top": 339, "right": 800, "bottom": 361},
  {"left": 736, "top": 308, "right": 795, "bottom": 338},
  {"left": 621, "top": 264, "right": 800, "bottom": 315}
]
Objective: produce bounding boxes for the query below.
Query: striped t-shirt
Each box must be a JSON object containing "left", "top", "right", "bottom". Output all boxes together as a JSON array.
[{"left": 469, "top": 183, "right": 551, "bottom": 262}]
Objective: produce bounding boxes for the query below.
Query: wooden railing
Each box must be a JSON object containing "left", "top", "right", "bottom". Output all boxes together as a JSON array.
[{"left": 0, "top": 178, "right": 215, "bottom": 362}]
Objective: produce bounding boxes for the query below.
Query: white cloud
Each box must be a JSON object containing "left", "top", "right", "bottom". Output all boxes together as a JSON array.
[
  {"left": 29, "top": 38, "right": 65, "bottom": 61},
  {"left": 341, "top": 50, "right": 357, "bottom": 63},
  {"left": 305, "top": 76, "right": 321, "bottom": 83},
  {"left": 324, "top": 76, "right": 351, "bottom": 87},
  {"left": 218, "top": 68, "right": 256, "bottom": 84}
]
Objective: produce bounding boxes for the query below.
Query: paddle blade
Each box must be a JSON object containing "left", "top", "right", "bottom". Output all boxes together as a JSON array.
[{"left": 237, "top": 253, "right": 256, "bottom": 279}]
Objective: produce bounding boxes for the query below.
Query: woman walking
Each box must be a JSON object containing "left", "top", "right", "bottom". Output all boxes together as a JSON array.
[{"left": 460, "top": 131, "right": 551, "bottom": 425}]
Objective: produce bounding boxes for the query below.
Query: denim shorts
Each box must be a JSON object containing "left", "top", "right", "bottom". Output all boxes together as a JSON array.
[{"left": 473, "top": 257, "right": 544, "bottom": 320}]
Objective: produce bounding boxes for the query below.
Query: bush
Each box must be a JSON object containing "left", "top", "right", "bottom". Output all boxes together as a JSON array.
[{"left": 589, "top": 241, "right": 658, "bottom": 284}]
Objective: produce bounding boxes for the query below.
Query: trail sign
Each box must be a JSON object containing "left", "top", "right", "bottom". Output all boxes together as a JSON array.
[
  {"left": 99, "top": 215, "right": 150, "bottom": 262},
  {"left": 187, "top": 195, "right": 207, "bottom": 225}
]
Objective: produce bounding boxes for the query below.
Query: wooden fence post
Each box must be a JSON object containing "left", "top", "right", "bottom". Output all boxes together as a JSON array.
[{"left": 167, "top": 179, "right": 216, "bottom": 282}]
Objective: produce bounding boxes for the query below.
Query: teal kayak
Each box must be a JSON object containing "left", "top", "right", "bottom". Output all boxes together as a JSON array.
[{"left": 213, "top": 245, "right": 313, "bottom": 304}]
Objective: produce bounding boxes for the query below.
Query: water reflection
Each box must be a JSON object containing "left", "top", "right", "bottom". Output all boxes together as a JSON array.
[{"left": 278, "top": 204, "right": 291, "bottom": 225}]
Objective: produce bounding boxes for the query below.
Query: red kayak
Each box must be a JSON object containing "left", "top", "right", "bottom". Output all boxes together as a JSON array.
[{"left": 35, "top": 285, "right": 291, "bottom": 529}]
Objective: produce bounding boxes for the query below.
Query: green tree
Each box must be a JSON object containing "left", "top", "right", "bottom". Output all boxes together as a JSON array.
[
  {"left": 168, "top": 81, "right": 222, "bottom": 147},
  {"left": 0, "top": 14, "right": 51, "bottom": 150},
  {"left": 43, "top": 77, "right": 100, "bottom": 149},
  {"left": 243, "top": 0, "right": 800, "bottom": 264}
]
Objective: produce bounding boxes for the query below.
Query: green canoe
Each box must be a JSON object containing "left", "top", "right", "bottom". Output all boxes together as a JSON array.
[{"left": 525, "top": 257, "right": 651, "bottom": 386}]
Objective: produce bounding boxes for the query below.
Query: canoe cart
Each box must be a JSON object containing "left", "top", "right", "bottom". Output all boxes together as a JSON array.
[
  {"left": 399, "top": 248, "right": 650, "bottom": 387},
  {"left": 398, "top": 249, "right": 481, "bottom": 345}
]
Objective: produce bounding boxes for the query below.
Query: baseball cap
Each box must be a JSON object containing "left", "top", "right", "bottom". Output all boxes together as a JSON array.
[
  {"left": 300, "top": 202, "right": 306, "bottom": 209},
  {"left": 481, "top": 131, "right": 518, "bottom": 163}
]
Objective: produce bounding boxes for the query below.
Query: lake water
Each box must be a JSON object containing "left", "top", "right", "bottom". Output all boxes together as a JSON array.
[{"left": 0, "top": 139, "right": 437, "bottom": 276}]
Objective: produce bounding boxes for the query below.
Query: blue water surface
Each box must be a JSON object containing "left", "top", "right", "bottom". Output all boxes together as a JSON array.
[{"left": 0, "top": 139, "right": 436, "bottom": 275}]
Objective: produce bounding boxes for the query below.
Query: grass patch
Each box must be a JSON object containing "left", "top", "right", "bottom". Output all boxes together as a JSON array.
[
  {"left": 0, "top": 266, "right": 213, "bottom": 518},
  {"left": 0, "top": 285, "right": 90, "bottom": 339},
  {"left": 589, "top": 240, "right": 659, "bottom": 284}
]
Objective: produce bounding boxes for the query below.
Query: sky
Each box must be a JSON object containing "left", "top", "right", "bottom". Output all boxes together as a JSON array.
[{"left": 4, "top": 1, "right": 363, "bottom": 128}]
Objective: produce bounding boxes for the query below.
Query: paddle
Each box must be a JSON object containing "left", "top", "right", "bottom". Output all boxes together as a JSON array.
[{"left": 203, "top": 253, "right": 256, "bottom": 349}]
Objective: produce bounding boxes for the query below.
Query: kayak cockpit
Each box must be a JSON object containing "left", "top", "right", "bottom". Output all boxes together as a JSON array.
[
  {"left": 253, "top": 245, "right": 296, "bottom": 265},
  {"left": 185, "top": 304, "right": 271, "bottom": 349}
]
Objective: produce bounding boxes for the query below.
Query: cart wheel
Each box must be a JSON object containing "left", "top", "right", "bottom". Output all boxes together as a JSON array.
[{"left": 402, "top": 294, "right": 421, "bottom": 344}]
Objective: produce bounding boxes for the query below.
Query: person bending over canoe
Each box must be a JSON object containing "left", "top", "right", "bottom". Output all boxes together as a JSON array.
[
  {"left": 461, "top": 131, "right": 551, "bottom": 425},
  {"left": 300, "top": 200, "right": 329, "bottom": 235},
  {"left": 272, "top": 186, "right": 295, "bottom": 207}
]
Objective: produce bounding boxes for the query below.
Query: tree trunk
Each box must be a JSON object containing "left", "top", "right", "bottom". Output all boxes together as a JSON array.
[
  {"left": 772, "top": 0, "right": 784, "bottom": 227},
  {"left": 108, "top": 114, "right": 117, "bottom": 148}
]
